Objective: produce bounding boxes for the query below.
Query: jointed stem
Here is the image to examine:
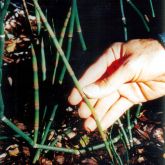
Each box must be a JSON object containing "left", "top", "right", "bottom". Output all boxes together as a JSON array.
[
  {"left": 0, "top": 0, "right": 11, "bottom": 118},
  {"left": 120, "top": 0, "right": 128, "bottom": 41},
  {"left": 2, "top": 116, "right": 34, "bottom": 146},
  {"left": 33, "top": 104, "right": 58, "bottom": 163},
  {"left": 52, "top": 7, "right": 71, "bottom": 85},
  {"left": 35, "top": 0, "right": 41, "bottom": 35},
  {"left": 126, "top": 0, "right": 150, "bottom": 32},
  {"left": 31, "top": 45, "right": 40, "bottom": 144},
  {"left": 118, "top": 119, "right": 130, "bottom": 149},
  {"left": 32, "top": 0, "right": 113, "bottom": 159},
  {"left": 126, "top": 110, "right": 133, "bottom": 147},
  {"left": 59, "top": 0, "right": 76, "bottom": 84},
  {"left": 109, "top": 128, "right": 123, "bottom": 165},
  {"left": 41, "top": 38, "right": 47, "bottom": 81},
  {"left": 75, "top": 0, "right": 87, "bottom": 51}
]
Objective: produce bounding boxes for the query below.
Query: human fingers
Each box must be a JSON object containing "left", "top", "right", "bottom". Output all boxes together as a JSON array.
[
  {"left": 78, "top": 99, "right": 97, "bottom": 118},
  {"left": 78, "top": 91, "right": 119, "bottom": 120},
  {"left": 68, "top": 42, "right": 124, "bottom": 105},
  {"left": 83, "top": 57, "right": 134, "bottom": 99},
  {"left": 84, "top": 97, "right": 133, "bottom": 131}
]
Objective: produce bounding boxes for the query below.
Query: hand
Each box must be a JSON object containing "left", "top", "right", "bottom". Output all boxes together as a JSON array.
[{"left": 68, "top": 39, "right": 165, "bottom": 132}]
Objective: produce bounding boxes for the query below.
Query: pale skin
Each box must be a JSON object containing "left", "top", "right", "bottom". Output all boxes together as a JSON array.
[{"left": 68, "top": 39, "right": 165, "bottom": 132}]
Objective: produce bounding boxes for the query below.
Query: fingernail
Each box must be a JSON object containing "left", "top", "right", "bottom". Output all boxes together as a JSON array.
[{"left": 83, "top": 84, "right": 100, "bottom": 98}]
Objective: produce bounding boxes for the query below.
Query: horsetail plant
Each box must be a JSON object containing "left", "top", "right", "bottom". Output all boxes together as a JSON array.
[
  {"left": 117, "top": 119, "right": 130, "bottom": 149},
  {"left": 33, "top": 104, "right": 58, "bottom": 163},
  {"left": 0, "top": 0, "right": 35, "bottom": 147},
  {"left": 75, "top": 0, "right": 87, "bottom": 51},
  {"left": 52, "top": 7, "right": 71, "bottom": 85},
  {"left": 126, "top": 0, "right": 150, "bottom": 32},
  {"left": 149, "top": 0, "right": 155, "bottom": 18},
  {"left": 41, "top": 38, "right": 47, "bottom": 81},
  {"left": 22, "top": 0, "right": 34, "bottom": 35},
  {"left": 120, "top": 0, "right": 128, "bottom": 41},
  {"left": 119, "top": 130, "right": 130, "bottom": 164},
  {"left": 134, "top": 103, "right": 142, "bottom": 124},
  {"left": 59, "top": 0, "right": 76, "bottom": 84},
  {"left": 35, "top": 0, "right": 41, "bottom": 35},
  {"left": 126, "top": 110, "right": 133, "bottom": 147},
  {"left": 0, "top": 1, "right": 155, "bottom": 163},
  {"left": 109, "top": 128, "right": 123, "bottom": 165},
  {"left": 32, "top": 0, "right": 113, "bottom": 160},
  {"left": 0, "top": 0, "right": 10, "bottom": 118},
  {"left": 31, "top": 44, "right": 40, "bottom": 144}
]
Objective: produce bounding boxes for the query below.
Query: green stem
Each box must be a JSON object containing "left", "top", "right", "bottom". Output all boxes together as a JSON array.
[
  {"left": 22, "top": 0, "right": 34, "bottom": 35},
  {"left": 109, "top": 128, "right": 123, "bottom": 165},
  {"left": 127, "top": 0, "right": 150, "bottom": 32},
  {"left": 120, "top": 0, "right": 128, "bottom": 41},
  {"left": 31, "top": 45, "right": 40, "bottom": 144},
  {"left": 35, "top": 0, "right": 41, "bottom": 35},
  {"left": 134, "top": 103, "right": 142, "bottom": 124},
  {"left": 52, "top": 7, "right": 71, "bottom": 85},
  {"left": 117, "top": 119, "right": 130, "bottom": 149},
  {"left": 41, "top": 38, "right": 47, "bottom": 81},
  {"left": 149, "top": 0, "right": 155, "bottom": 18},
  {"left": 35, "top": 144, "right": 79, "bottom": 154},
  {"left": 126, "top": 110, "right": 133, "bottom": 147},
  {"left": 0, "top": 0, "right": 10, "bottom": 118},
  {"left": 2, "top": 116, "right": 34, "bottom": 146},
  {"left": 119, "top": 130, "right": 129, "bottom": 164},
  {"left": 33, "top": 104, "right": 58, "bottom": 163},
  {"left": 59, "top": 0, "right": 76, "bottom": 84},
  {"left": 41, "top": 105, "right": 47, "bottom": 124},
  {"left": 75, "top": 0, "right": 87, "bottom": 51},
  {"left": 44, "top": 138, "right": 58, "bottom": 154},
  {"left": 32, "top": 0, "right": 112, "bottom": 159}
]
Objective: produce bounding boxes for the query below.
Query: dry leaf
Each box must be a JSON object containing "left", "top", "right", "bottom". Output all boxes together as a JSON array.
[
  {"left": 6, "top": 144, "right": 19, "bottom": 157},
  {"left": 6, "top": 40, "right": 16, "bottom": 53}
]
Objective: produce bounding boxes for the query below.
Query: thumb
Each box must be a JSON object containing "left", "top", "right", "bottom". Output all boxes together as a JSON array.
[{"left": 83, "top": 63, "right": 134, "bottom": 98}]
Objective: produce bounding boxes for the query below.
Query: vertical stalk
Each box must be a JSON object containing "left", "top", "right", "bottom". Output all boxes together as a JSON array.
[
  {"left": 41, "top": 38, "right": 46, "bottom": 81},
  {"left": 35, "top": 0, "right": 41, "bottom": 35},
  {"left": 22, "top": 0, "right": 34, "bottom": 35},
  {"left": 126, "top": 0, "right": 150, "bottom": 32},
  {"left": 149, "top": 0, "right": 155, "bottom": 18},
  {"left": 109, "top": 128, "right": 123, "bottom": 165},
  {"left": 33, "top": 104, "right": 58, "bottom": 163},
  {"left": 119, "top": 130, "right": 129, "bottom": 164},
  {"left": 134, "top": 103, "right": 142, "bottom": 124},
  {"left": 117, "top": 119, "right": 130, "bottom": 149},
  {"left": 126, "top": 110, "right": 133, "bottom": 147},
  {"left": 0, "top": 0, "right": 10, "bottom": 118},
  {"left": 75, "top": 0, "right": 87, "bottom": 51},
  {"left": 52, "top": 7, "right": 71, "bottom": 85},
  {"left": 32, "top": 0, "right": 113, "bottom": 159},
  {"left": 120, "top": 0, "right": 128, "bottom": 41},
  {"left": 59, "top": 0, "right": 76, "bottom": 84},
  {"left": 0, "top": 22, "right": 5, "bottom": 119},
  {"left": 31, "top": 45, "right": 40, "bottom": 144},
  {"left": 41, "top": 105, "right": 47, "bottom": 124}
]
